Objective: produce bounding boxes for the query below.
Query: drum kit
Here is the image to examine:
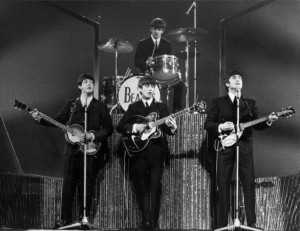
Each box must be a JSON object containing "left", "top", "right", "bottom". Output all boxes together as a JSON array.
[{"left": 98, "top": 27, "right": 207, "bottom": 113}]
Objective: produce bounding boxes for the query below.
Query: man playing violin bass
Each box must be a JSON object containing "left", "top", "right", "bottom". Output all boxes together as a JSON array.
[
  {"left": 117, "top": 76, "right": 177, "bottom": 230},
  {"left": 134, "top": 17, "right": 183, "bottom": 112},
  {"left": 30, "top": 73, "right": 113, "bottom": 227},
  {"left": 204, "top": 71, "right": 278, "bottom": 230}
]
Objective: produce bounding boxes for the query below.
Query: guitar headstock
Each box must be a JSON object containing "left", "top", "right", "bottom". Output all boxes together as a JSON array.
[
  {"left": 278, "top": 106, "right": 295, "bottom": 118},
  {"left": 14, "top": 100, "right": 31, "bottom": 112},
  {"left": 188, "top": 100, "right": 207, "bottom": 114}
]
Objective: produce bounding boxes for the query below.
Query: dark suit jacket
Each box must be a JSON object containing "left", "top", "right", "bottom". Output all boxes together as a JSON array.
[
  {"left": 40, "top": 97, "right": 113, "bottom": 156},
  {"left": 116, "top": 100, "right": 175, "bottom": 160},
  {"left": 134, "top": 37, "right": 172, "bottom": 73},
  {"left": 204, "top": 95, "right": 269, "bottom": 155}
]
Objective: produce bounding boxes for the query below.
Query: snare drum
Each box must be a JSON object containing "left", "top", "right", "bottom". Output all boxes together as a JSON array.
[
  {"left": 118, "top": 75, "right": 161, "bottom": 111},
  {"left": 152, "top": 55, "right": 180, "bottom": 81}
]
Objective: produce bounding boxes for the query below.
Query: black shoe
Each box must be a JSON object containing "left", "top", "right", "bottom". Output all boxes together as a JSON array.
[
  {"left": 152, "top": 221, "right": 159, "bottom": 230},
  {"left": 141, "top": 221, "right": 152, "bottom": 230}
]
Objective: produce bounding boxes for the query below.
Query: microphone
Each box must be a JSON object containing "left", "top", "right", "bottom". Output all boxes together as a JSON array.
[
  {"left": 185, "top": 1, "right": 196, "bottom": 15},
  {"left": 235, "top": 88, "right": 241, "bottom": 99}
]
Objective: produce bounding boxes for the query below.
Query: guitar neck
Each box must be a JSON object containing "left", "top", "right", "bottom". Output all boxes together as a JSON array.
[
  {"left": 39, "top": 113, "right": 69, "bottom": 131},
  {"left": 151, "top": 108, "right": 189, "bottom": 127},
  {"left": 242, "top": 110, "right": 287, "bottom": 129},
  {"left": 242, "top": 116, "right": 269, "bottom": 129},
  {"left": 26, "top": 107, "right": 68, "bottom": 131}
]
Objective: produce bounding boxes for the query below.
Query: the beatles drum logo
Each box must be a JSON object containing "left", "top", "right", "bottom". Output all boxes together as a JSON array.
[{"left": 119, "top": 75, "right": 160, "bottom": 111}]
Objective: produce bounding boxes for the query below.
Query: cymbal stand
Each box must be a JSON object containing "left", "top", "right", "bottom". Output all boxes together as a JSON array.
[
  {"left": 185, "top": 1, "right": 197, "bottom": 107},
  {"left": 215, "top": 91, "right": 261, "bottom": 231},
  {"left": 114, "top": 43, "right": 119, "bottom": 104},
  {"left": 185, "top": 40, "right": 190, "bottom": 108},
  {"left": 193, "top": 1, "right": 197, "bottom": 105},
  {"left": 166, "top": 84, "right": 171, "bottom": 107},
  {"left": 59, "top": 98, "right": 101, "bottom": 230}
]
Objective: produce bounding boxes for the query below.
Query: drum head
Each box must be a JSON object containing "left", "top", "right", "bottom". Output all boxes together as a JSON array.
[
  {"left": 118, "top": 75, "right": 161, "bottom": 111},
  {"left": 152, "top": 55, "right": 180, "bottom": 81}
]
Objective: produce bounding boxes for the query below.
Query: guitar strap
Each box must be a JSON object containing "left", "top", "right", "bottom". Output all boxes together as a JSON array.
[
  {"left": 242, "top": 96, "right": 253, "bottom": 117},
  {"left": 67, "top": 98, "right": 79, "bottom": 126}
]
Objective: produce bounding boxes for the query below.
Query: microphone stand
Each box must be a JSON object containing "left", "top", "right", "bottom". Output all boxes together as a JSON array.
[
  {"left": 185, "top": 1, "right": 197, "bottom": 107},
  {"left": 60, "top": 97, "right": 101, "bottom": 230},
  {"left": 215, "top": 91, "right": 261, "bottom": 231}
]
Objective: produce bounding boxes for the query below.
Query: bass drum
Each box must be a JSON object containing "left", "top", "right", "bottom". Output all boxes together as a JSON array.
[{"left": 118, "top": 75, "right": 161, "bottom": 111}]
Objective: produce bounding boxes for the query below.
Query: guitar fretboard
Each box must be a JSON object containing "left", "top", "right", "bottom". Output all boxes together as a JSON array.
[
  {"left": 242, "top": 115, "right": 269, "bottom": 129},
  {"left": 151, "top": 108, "right": 191, "bottom": 127},
  {"left": 26, "top": 106, "right": 69, "bottom": 132},
  {"left": 242, "top": 110, "right": 291, "bottom": 129}
]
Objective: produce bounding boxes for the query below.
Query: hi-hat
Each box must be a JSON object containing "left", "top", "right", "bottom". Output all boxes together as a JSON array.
[
  {"left": 167, "top": 27, "right": 207, "bottom": 42},
  {"left": 97, "top": 38, "right": 134, "bottom": 54},
  {"left": 175, "top": 50, "right": 201, "bottom": 60}
]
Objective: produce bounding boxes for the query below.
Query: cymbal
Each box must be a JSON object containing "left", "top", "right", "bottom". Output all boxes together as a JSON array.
[
  {"left": 97, "top": 38, "right": 134, "bottom": 54},
  {"left": 167, "top": 27, "right": 207, "bottom": 42},
  {"left": 175, "top": 50, "right": 201, "bottom": 60}
]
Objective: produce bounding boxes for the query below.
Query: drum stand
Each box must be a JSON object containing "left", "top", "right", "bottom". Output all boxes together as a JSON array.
[
  {"left": 59, "top": 98, "right": 101, "bottom": 230},
  {"left": 184, "top": 40, "right": 190, "bottom": 108},
  {"left": 109, "top": 42, "right": 121, "bottom": 114},
  {"left": 215, "top": 92, "right": 261, "bottom": 231}
]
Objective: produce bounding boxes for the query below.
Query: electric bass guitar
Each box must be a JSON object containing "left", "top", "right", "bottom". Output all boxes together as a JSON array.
[
  {"left": 14, "top": 100, "right": 101, "bottom": 155},
  {"left": 122, "top": 101, "right": 206, "bottom": 156},
  {"left": 218, "top": 106, "right": 295, "bottom": 149}
]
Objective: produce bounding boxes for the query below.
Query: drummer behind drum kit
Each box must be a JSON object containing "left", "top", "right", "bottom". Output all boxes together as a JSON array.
[{"left": 97, "top": 27, "right": 207, "bottom": 113}]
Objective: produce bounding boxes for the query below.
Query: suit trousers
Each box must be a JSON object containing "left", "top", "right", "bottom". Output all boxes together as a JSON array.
[
  {"left": 61, "top": 154, "right": 104, "bottom": 223},
  {"left": 130, "top": 143, "right": 164, "bottom": 227},
  {"left": 216, "top": 141, "right": 256, "bottom": 227}
]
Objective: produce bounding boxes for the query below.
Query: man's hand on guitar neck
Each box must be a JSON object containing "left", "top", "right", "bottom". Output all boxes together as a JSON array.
[
  {"left": 166, "top": 116, "right": 177, "bottom": 133},
  {"left": 30, "top": 109, "right": 42, "bottom": 123},
  {"left": 267, "top": 112, "right": 278, "bottom": 126}
]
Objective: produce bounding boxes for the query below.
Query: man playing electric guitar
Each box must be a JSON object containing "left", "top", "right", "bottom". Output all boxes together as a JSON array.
[
  {"left": 116, "top": 75, "right": 177, "bottom": 230},
  {"left": 30, "top": 73, "right": 113, "bottom": 228},
  {"left": 204, "top": 71, "right": 278, "bottom": 230}
]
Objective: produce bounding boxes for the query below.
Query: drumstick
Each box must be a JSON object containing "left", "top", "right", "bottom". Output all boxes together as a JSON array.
[
  {"left": 124, "top": 67, "right": 129, "bottom": 77},
  {"left": 124, "top": 67, "right": 131, "bottom": 78}
]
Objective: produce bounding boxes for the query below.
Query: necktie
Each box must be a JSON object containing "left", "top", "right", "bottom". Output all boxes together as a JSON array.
[
  {"left": 151, "top": 40, "right": 158, "bottom": 57},
  {"left": 145, "top": 102, "right": 150, "bottom": 109},
  {"left": 233, "top": 97, "right": 237, "bottom": 107}
]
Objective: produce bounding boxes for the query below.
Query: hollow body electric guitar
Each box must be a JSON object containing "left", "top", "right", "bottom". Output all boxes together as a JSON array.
[
  {"left": 14, "top": 100, "right": 101, "bottom": 155},
  {"left": 122, "top": 101, "right": 206, "bottom": 155},
  {"left": 219, "top": 106, "right": 295, "bottom": 149}
]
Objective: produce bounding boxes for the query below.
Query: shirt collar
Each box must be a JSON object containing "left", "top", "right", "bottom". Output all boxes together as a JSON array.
[
  {"left": 80, "top": 94, "right": 93, "bottom": 107},
  {"left": 142, "top": 97, "right": 154, "bottom": 107},
  {"left": 228, "top": 92, "right": 236, "bottom": 102},
  {"left": 151, "top": 35, "right": 161, "bottom": 46}
]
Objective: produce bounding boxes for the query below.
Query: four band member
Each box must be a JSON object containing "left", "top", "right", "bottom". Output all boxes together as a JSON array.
[{"left": 24, "top": 17, "right": 285, "bottom": 231}]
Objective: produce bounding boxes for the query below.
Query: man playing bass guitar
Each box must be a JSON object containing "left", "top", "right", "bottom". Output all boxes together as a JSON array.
[
  {"left": 30, "top": 73, "right": 113, "bottom": 227},
  {"left": 116, "top": 75, "right": 177, "bottom": 230}
]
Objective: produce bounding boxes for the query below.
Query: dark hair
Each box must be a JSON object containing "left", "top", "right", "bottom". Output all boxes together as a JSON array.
[
  {"left": 77, "top": 73, "right": 94, "bottom": 86},
  {"left": 150, "top": 18, "right": 166, "bottom": 29},
  {"left": 138, "top": 76, "right": 156, "bottom": 88},
  {"left": 223, "top": 71, "right": 243, "bottom": 86}
]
